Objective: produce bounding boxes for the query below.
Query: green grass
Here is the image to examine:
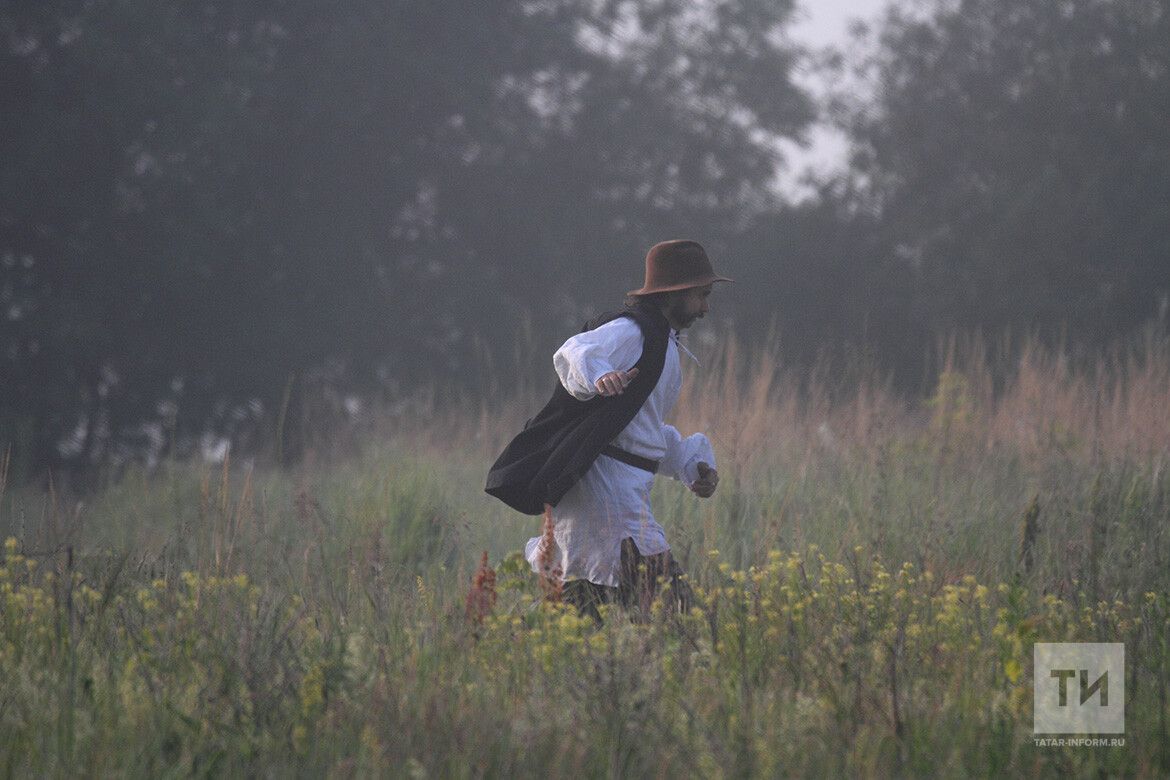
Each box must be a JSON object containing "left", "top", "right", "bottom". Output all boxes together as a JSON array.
[{"left": 2, "top": 336, "right": 1170, "bottom": 777}]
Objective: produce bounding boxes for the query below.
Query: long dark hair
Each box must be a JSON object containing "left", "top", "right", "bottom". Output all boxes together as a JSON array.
[{"left": 623, "top": 291, "right": 672, "bottom": 310}]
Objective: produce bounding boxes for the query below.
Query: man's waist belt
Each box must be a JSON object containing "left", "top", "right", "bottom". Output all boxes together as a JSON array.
[{"left": 600, "top": 444, "right": 659, "bottom": 474}]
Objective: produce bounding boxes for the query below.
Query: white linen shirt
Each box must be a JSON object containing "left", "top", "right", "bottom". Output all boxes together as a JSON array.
[{"left": 524, "top": 317, "right": 715, "bottom": 587}]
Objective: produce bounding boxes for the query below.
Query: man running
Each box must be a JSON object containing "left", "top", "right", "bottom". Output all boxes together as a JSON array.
[{"left": 486, "top": 240, "right": 730, "bottom": 620}]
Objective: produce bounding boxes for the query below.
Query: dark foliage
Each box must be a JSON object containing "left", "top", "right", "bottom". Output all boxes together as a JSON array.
[{"left": 2, "top": 0, "right": 1168, "bottom": 480}]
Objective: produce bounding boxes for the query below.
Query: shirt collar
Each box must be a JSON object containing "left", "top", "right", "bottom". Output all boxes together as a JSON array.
[{"left": 671, "top": 330, "right": 701, "bottom": 366}]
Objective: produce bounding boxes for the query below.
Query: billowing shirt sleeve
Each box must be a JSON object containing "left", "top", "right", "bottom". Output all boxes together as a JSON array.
[
  {"left": 553, "top": 318, "right": 645, "bottom": 401},
  {"left": 661, "top": 425, "right": 716, "bottom": 485}
]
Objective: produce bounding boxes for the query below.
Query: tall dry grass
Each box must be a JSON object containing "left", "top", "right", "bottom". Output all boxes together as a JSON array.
[
  {"left": 672, "top": 327, "right": 1170, "bottom": 472},
  {"left": 1, "top": 328, "right": 1168, "bottom": 776}
]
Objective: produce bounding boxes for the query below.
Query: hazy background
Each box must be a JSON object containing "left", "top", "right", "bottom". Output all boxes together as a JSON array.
[{"left": 2, "top": 0, "right": 1168, "bottom": 481}]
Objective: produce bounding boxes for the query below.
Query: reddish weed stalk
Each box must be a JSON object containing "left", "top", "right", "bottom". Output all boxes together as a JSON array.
[
  {"left": 537, "top": 504, "right": 563, "bottom": 603},
  {"left": 465, "top": 551, "right": 497, "bottom": 625}
]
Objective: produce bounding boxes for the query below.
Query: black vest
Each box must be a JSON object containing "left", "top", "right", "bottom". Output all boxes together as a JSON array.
[{"left": 484, "top": 302, "right": 671, "bottom": 515}]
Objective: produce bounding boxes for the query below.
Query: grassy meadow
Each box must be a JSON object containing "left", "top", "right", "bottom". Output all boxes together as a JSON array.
[{"left": 2, "top": 333, "right": 1170, "bottom": 777}]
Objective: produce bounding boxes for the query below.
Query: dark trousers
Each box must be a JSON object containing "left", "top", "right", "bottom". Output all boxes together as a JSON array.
[{"left": 562, "top": 538, "right": 693, "bottom": 623}]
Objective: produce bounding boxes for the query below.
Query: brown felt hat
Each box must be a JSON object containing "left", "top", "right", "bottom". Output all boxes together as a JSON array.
[{"left": 627, "top": 239, "right": 733, "bottom": 296}]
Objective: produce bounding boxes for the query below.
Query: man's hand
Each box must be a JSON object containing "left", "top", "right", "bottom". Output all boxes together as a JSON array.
[
  {"left": 595, "top": 367, "right": 639, "bottom": 396},
  {"left": 690, "top": 461, "right": 718, "bottom": 498}
]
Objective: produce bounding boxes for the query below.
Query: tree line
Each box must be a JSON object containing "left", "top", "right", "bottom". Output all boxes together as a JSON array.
[{"left": 2, "top": 0, "right": 1167, "bottom": 479}]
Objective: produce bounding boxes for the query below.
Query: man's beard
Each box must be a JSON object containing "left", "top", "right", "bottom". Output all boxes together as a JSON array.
[{"left": 669, "top": 302, "right": 700, "bottom": 328}]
